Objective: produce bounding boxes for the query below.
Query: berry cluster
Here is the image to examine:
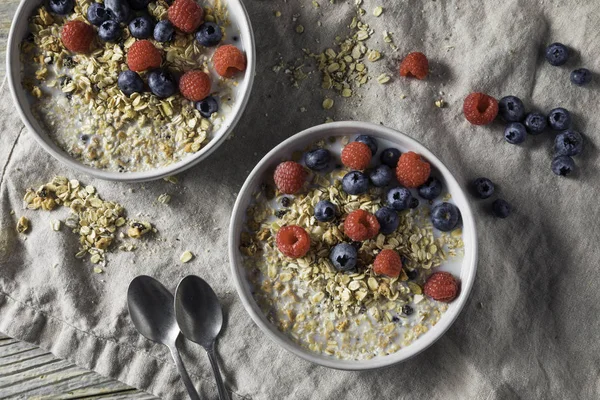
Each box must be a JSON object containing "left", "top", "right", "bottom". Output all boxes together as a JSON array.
[
  {"left": 545, "top": 42, "right": 593, "bottom": 86},
  {"left": 471, "top": 177, "right": 511, "bottom": 219}
]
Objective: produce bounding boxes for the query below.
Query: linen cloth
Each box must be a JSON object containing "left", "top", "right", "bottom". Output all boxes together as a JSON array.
[{"left": 1, "top": 0, "right": 600, "bottom": 398}]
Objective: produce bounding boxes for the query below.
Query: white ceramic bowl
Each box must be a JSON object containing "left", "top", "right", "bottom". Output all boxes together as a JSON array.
[
  {"left": 6, "top": 0, "right": 255, "bottom": 182},
  {"left": 229, "top": 121, "right": 478, "bottom": 370}
]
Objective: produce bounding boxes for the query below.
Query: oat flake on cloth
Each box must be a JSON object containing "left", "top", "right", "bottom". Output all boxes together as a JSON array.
[{"left": 1, "top": 0, "right": 600, "bottom": 399}]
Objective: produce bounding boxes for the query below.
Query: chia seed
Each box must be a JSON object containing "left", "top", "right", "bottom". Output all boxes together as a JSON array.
[
  {"left": 280, "top": 196, "right": 291, "bottom": 207},
  {"left": 402, "top": 305, "right": 413, "bottom": 315}
]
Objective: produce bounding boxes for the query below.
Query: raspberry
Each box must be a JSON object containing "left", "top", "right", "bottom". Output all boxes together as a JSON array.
[
  {"left": 179, "top": 70, "right": 211, "bottom": 101},
  {"left": 127, "top": 40, "right": 162, "bottom": 72},
  {"left": 373, "top": 249, "right": 402, "bottom": 278},
  {"left": 341, "top": 142, "right": 371, "bottom": 170},
  {"left": 344, "top": 209, "right": 380, "bottom": 242},
  {"left": 399, "top": 52, "right": 429, "bottom": 80},
  {"left": 168, "top": 0, "right": 204, "bottom": 33},
  {"left": 273, "top": 161, "right": 307, "bottom": 194},
  {"left": 213, "top": 45, "right": 247, "bottom": 78},
  {"left": 276, "top": 225, "right": 311, "bottom": 258},
  {"left": 463, "top": 92, "right": 499, "bottom": 125},
  {"left": 396, "top": 151, "right": 431, "bottom": 188},
  {"left": 61, "top": 21, "right": 94, "bottom": 54},
  {"left": 423, "top": 272, "right": 459, "bottom": 303}
]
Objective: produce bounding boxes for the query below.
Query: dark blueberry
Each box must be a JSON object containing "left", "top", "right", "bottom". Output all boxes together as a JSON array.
[
  {"left": 129, "top": 16, "right": 154, "bottom": 39},
  {"left": 314, "top": 200, "right": 337, "bottom": 222},
  {"left": 472, "top": 177, "right": 495, "bottom": 199},
  {"left": 498, "top": 96, "right": 525, "bottom": 122},
  {"left": 547, "top": 108, "right": 571, "bottom": 131},
  {"left": 128, "top": 0, "right": 151, "bottom": 11},
  {"left": 354, "top": 135, "right": 378, "bottom": 155},
  {"left": 406, "top": 268, "right": 418, "bottom": 280},
  {"left": 554, "top": 129, "right": 583, "bottom": 157},
  {"left": 417, "top": 177, "right": 442, "bottom": 200},
  {"left": 375, "top": 207, "right": 399, "bottom": 235},
  {"left": 104, "top": 0, "right": 130, "bottom": 23},
  {"left": 275, "top": 210, "right": 287, "bottom": 218},
  {"left": 98, "top": 20, "right": 121, "bottom": 42},
  {"left": 280, "top": 197, "right": 291, "bottom": 207},
  {"left": 350, "top": 241, "right": 362, "bottom": 250},
  {"left": 551, "top": 155, "right": 575, "bottom": 177},
  {"left": 87, "top": 3, "right": 109, "bottom": 25},
  {"left": 402, "top": 305, "right": 413, "bottom": 316},
  {"left": 153, "top": 20, "right": 175, "bottom": 42},
  {"left": 380, "top": 148, "right": 401, "bottom": 168},
  {"left": 524, "top": 112, "right": 547, "bottom": 134},
  {"left": 304, "top": 148, "right": 331, "bottom": 171},
  {"left": 545, "top": 43, "right": 569, "bottom": 66},
  {"left": 504, "top": 122, "right": 527, "bottom": 144},
  {"left": 369, "top": 165, "right": 393, "bottom": 187},
  {"left": 392, "top": 316, "right": 400, "bottom": 322},
  {"left": 492, "top": 199, "right": 511, "bottom": 218},
  {"left": 195, "top": 96, "right": 219, "bottom": 118},
  {"left": 570, "top": 68, "right": 592, "bottom": 86},
  {"left": 387, "top": 187, "right": 413, "bottom": 211},
  {"left": 431, "top": 202, "right": 461, "bottom": 231},
  {"left": 329, "top": 243, "right": 358, "bottom": 272},
  {"left": 147, "top": 69, "right": 177, "bottom": 98},
  {"left": 342, "top": 171, "right": 369, "bottom": 195},
  {"left": 46, "top": 0, "right": 74, "bottom": 15},
  {"left": 409, "top": 197, "right": 419, "bottom": 209},
  {"left": 195, "top": 22, "right": 223, "bottom": 47},
  {"left": 79, "top": 134, "right": 90, "bottom": 143},
  {"left": 117, "top": 70, "right": 144, "bottom": 96}
]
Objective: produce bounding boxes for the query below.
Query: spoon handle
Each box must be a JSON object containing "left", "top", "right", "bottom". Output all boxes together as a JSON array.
[
  {"left": 206, "top": 343, "right": 230, "bottom": 400},
  {"left": 170, "top": 345, "right": 201, "bottom": 400}
]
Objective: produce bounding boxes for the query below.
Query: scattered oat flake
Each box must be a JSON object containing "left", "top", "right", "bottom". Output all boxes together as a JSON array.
[
  {"left": 93, "top": 267, "right": 104, "bottom": 274},
  {"left": 435, "top": 99, "right": 446, "bottom": 108},
  {"left": 180, "top": 251, "right": 194, "bottom": 263},
  {"left": 17, "top": 216, "right": 29, "bottom": 234},
  {"left": 50, "top": 219, "right": 61, "bottom": 231},
  {"left": 164, "top": 176, "right": 179, "bottom": 184},
  {"left": 322, "top": 98, "right": 334, "bottom": 110},
  {"left": 377, "top": 73, "right": 391, "bottom": 84},
  {"left": 342, "top": 88, "right": 352, "bottom": 97},
  {"left": 157, "top": 193, "right": 172, "bottom": 204},
  {"left": 274, "top": 10, "right": 281, "bottom": 17},
  {"left": 296, "top": 25, "right": 304, "bottom": 34},
  {"left": 373, "top": 6, "right": 383, "bottom": 16}
]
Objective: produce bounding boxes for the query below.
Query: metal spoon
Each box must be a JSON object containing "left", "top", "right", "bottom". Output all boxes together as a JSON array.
[
  {"left": 127, "top": 275, "right": 200, "bottom": 400},
  {"left": 175, "top": 275, "right": 230, "bottom": 400}
]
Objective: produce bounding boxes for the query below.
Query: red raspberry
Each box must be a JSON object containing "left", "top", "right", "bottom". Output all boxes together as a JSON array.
[
  {"left": 213, "top": 45, "right": 247, "bottom": 78},
  {"left": 463, "top": 92, "right": 499, "bottom": 125},
  {"left": 396, "top": 151, "right": 431, "bottom": 188},
  {"left": 273, "top": 161, "right": 307, "bottom": 194},
  {"left": 373, "top": 249, "right": 403, "bottom": 278},
  {"left": 424, "top": 272, "right": 459, "bottom": 302},
  {"left": 344, "top": 209, "right": 380, "bottom": 241},
  {"left": 341, "top": 142, "right": 371, "bottom": 170},
  {"left": 276, "top": 225, "right": 311, "bottom": 258},
  {"left": 179, "top": 70, "right": 211, "bottom": 101},
  {"left": 61, "top": 21, "right": 94, "bottom": 54},
  {"left": 168, "top": 0, "right": 204, "bottom": 33},
  {"left": 127, "top": 40, "right": 162, "bottom": 72},
  {"left": 399, "top": 52, "right": 429, "bottom": 80}
]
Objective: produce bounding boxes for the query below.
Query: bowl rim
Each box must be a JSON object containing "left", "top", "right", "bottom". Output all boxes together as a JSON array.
[
  {"left": 228, "top": 121, "right": 478, "bottom": 370},
  {"left": 6, "top": 0, "right": 256, "bottom": 183}
]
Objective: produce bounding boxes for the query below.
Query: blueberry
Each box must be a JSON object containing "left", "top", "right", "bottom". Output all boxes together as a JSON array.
[
  {"left": 129, "top": 16, "right": 154, "bottom": 39},
  {"left": 545, "top": 43, "right": 569, "bottom": 66},
  {"left": 402, "top": 305, "right": 414, "bottom": 316},
  {"left": 551, "top": 155, "right": 575, "bottom": 177},
  {"left": 431, "top": 202, "right": 461, "bottom": 231},
  {"left": 380, "top": 148, "right": 401, "bottom": 168},
  {"left": 154, "top": 20, "right": 175, "bottom": 42},
  {"left": 369, "top": 165, "right": 393, "bottom": 187},
  {"left": 406, "top": 268, "right": 418, "bottom": 280},
  {"left": 375, "top": 207, "right": 399, "bottom": 235},
  {"left": 86, "top": 3, "right": 109, "bottom": 25},
  {"left": 472, "top": 177, "right": 495, "bottom": 199},
  {"left": 128, "top": 0, "right": 151, "bottom": 11},
  {"left": 314, "top": 200, "right": 337, "bottom": 222},
  {"left": 409, "top": 197, "right": 419, "bottom": 209},
  {"left": 498, "top": 96, "right": 525, "bottom": 122},
  {"left": 354, "top": 135, "right": 378, "bottom": 155},
  {"left": 46, "top": 0, "right": 74, "bottom": 15},
  {"left": 570, "top": 68, "right": 592, "bottom": 86},
  {"left": 387, "top": 187, "right": 413, "bottom": 211},
  {"left": 195, "top": 96, "right": 218, "bottom": 118},
  {"left": 554, "top": 130, "right": 583, "bottom": 157},
  {"left": 492, "top": 199, "right": 511, "bottom": 218},
  {"left": 195, "top": 22, "right": 223, "bottom": 47},
  {"left": 524, "top": 112, "right": 547, "bottom": 134},
  {"left": 147, "top": 69, "right": 177, "bottom": 98},
  {"left": 547, "top": 108, "right": 571, "bottom": 131},
  {"left": 329, "top": 243, "right": 358, "bottom": 272},
  {"left": 342, "top": 171, "right": 369, "bottom": 195},
  {"left": 98, "top": 20, "right": 121, "bottom": 42},
  {"left": 104, "top": 0, "right": 130, "bottom": 23},
  {"left": 417, "top": 177, "right": 442, "bottom": 200},
  {"left": 304, "top": 148, "right": 331, "bottom": 171},
  {"left": 504, "top": 122, "right": 527, "bottom": 144},
  {"left": 117, "top": 70, "right": 144, "bottom": 96}
]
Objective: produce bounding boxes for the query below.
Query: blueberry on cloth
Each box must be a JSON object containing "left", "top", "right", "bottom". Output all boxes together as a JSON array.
[
  {"left": 570, "top": 68, "right": 592, "bottom": 86},
  {"left": 545, "top": 43, "right": 569, "bottom": 66},
  {"left": 551, "top": 156, "right": 575, "bottom": 177},
  {"left": 431, "top": 202, "right": 461, "bottom": 231},
  {"left": 304, "top": 148, "right": 331, "bottom": 171},
  {"left": 329, "top": 243, "right": 358, "bottom": 272},
  {"left": 524, "top": 112, "right": 547, "bottom": 134},
  {"left": 504, "top": 122, "right": 527, "bottom": 144},
  {"left": 492, "top": 199, "right": 511, "bottom": 218},
  {"left": 547, "top": 108, "right": 571, "bottom": 131},
  {"left": 554, "top": 130, "right": 583, "bottom": 157},
  {"left": 472, "top": 177, "right": 495, "bottom": 199},
  {"left": 498, "top": 96, "right": 525, "bottom": 122}
]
